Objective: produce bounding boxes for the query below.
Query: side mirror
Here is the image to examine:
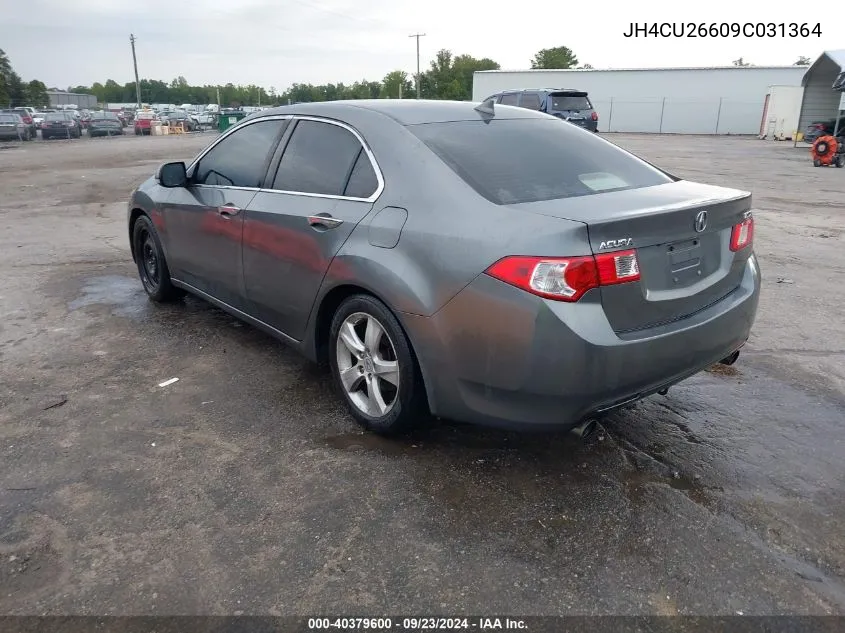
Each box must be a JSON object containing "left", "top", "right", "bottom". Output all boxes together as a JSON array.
[{"left": 157, "top": 161, "right": 188, "bottom": 188}]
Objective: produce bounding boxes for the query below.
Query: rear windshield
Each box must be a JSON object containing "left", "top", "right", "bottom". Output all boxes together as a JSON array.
[
  {"left": 45, "top": 113, "right": 67, "bottom": 120},
  {"left": 0, "top": 114, "right": 18, "bottom": 122},
  {"left": 93, "top": 112, "right": 118, "bottom": 120},
  {"left": 550, "top": 95, "right": 592, "bottom": 111},
  {"left": 408, "top": 119, "right": 673, "bottom": 205}
]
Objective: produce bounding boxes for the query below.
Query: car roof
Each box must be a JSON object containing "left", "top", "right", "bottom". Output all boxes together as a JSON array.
[{"left": 249, "top": 99, "right": 550, "bottom": 126}]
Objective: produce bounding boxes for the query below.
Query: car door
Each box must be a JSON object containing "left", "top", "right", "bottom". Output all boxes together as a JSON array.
[
  {"left": 242, "top": 117, "right": 382, "bottom": 340},
  {"left": 162, "top": 117, "right": 288, "bottom": 309}
]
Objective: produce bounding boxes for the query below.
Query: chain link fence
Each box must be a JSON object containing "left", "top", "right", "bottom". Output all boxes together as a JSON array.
[{"left": 589, "top": 98, "right": 764, "bottom": 135}]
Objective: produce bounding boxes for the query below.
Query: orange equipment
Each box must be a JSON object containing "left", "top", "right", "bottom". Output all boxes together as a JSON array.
[{"left": 811, "top": 135, "right": 844, "bottom": 167}]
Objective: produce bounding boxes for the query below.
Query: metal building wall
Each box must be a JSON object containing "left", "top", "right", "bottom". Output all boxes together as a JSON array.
[
  {"left": 472, "top": 67, "right": 806, "bottom": 134},
  {"left": 47, "top": 92, "right": 98, "bottom": 109},
  {"left": 796, "top": 54, "right": 842, "bottom": 132}
]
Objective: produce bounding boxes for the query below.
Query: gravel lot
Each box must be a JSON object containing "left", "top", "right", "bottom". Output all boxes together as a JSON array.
[{"left": 0, "top": 131, "right": 843, "bottom": 616}]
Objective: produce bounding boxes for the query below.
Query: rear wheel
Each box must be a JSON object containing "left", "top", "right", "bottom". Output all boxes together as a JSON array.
[
  {"left": 813, "top": 159, "right": 821, "bottom": 167},
  {"left": 132, "top": 215, "right": 185, "bottom": 302},
  {"left": 329, "top": 295, "right": 426, "bottom": 435}
]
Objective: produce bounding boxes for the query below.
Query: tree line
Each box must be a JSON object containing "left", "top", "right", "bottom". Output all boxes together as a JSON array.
[
  {"left": 0, "top": 49, "right": 49, "bottom": 107},
  {"left": 1, "top": 45, "right": 591, "bottom": 108},
  {"left": 3, "top": 44, "right": 812, "bottom": 109}
]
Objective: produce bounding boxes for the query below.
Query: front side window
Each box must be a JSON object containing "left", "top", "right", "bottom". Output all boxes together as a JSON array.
[
  {"left": 193, "top": 119, "right": 286, "bottom": 188},
  {"left": 408, "top": 119, "right": 674, "bottom": 205},
  {"left": 272, "top": 119, "right": 373, "bottom": 197},
  {"left": 499, "top": 93, "right": 519, "bottom": 106}
]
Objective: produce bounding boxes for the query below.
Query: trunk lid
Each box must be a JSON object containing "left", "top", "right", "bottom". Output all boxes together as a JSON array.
[{"left": 515, "top": 180, "right": 753, "bottom": 334}]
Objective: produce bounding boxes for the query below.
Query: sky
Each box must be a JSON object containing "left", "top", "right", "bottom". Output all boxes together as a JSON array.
[{"left": 1, "top": 0, "right": 840, "bottom": 91}]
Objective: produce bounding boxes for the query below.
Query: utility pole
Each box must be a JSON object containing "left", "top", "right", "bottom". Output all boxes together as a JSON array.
[
  {"left": 408, "top": 33, "right": 426, "bottom": 99},
  {"left": 130, "top": 34, "right": 141, "bottom": 108}
]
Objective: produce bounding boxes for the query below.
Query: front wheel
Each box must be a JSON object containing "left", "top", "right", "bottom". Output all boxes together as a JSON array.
[
  {"left": 132, "top": 215, "right": 185, "bottom": 302},
  {"left": 329, "top": 295, "right": 427, "bottom": 435}
]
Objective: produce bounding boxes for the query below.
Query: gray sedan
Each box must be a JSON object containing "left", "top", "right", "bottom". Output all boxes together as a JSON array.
[{"left": 127, "top": 100, "right": 761, "bottom": 435}]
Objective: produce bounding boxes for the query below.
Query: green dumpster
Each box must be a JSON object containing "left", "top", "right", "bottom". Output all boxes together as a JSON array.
[{"left": 217, "top": 110, "right": 246, "bottom": 132}]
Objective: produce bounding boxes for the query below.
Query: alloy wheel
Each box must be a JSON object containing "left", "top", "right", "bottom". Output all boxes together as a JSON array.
[{"left": 335, "top": 312, "right": 400, "bottom": 417}]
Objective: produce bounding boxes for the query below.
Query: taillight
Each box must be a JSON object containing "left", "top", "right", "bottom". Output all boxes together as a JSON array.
[
  {"left": 730, "top": 217, "right": 754, "bottom": 251},
  {"left": 591, "top": 111, "right": 598, "bottom": 121},
  {"left": 485, "top": 249, "right": 640, "bottom": 302}
]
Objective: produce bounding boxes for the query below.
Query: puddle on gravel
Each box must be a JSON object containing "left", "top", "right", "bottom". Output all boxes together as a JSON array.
[
  {"left": 68, "top": 275, "right": 150, "bottom": 319},
  {"left": 323, "top": 432, "right": 418, "bottom": 457}
]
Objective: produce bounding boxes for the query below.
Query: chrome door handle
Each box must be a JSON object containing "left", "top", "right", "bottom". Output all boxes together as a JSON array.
[
  {"left": 218, "top": 204, "right": 241, "bottom": 217},
  {"left": 307, "top": 214, "right": 343, "bottom": 230}
]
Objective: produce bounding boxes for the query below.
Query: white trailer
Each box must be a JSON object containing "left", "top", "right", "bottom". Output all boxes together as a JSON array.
[{"left": 758, "top": 85, "right": 804, "bottom": 140}]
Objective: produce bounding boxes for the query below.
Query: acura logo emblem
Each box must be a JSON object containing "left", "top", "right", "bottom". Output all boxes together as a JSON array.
[{"left": 694, "top": 210, "right": 708, "bottom": 233}]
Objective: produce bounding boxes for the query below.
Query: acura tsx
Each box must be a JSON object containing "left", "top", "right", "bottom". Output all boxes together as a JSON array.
[{"left": 127, "top": 99, "right": 760, "bottom": 434}]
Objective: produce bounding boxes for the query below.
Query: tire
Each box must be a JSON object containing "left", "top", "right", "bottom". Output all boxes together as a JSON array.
[
  {"left": 132, "top": 214, "right": 185, "bottom": 302},
  {"left": 813, "top": 159, "right": 821, "bottom": 167},
  {"left": 329, "top": 294, "right": 427, "bottom": 435},
  {"left": 135, "top": 128, "right": 141, "bottom": 136},
  {"left": 837, "top": 156, "right": 845, "bottom": 168}
]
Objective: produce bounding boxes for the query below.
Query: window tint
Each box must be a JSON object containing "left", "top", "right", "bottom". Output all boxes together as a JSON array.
[
  {"left": 408, "top": 119, "right": 673, "bottom": 205},
  {"left": 499, "top": 93, "right": 519, "bottom": 106},
  {"left": 194, "top": 119, "right": 285, "bottom": 188},
  {"left": 519, "top": 93, "right": 542, "bottom": 110},
  {"left": 550, "top": 94, "right": 592, "bottom": 111},
  {"left": 272, "top": 120, "right": 365, "bottom": 196},
  {"left": 343, "top": 149, "right": 378, "bottom": 198}
]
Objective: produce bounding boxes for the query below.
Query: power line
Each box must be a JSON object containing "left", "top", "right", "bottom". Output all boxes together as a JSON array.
[{"left": 409, "top": 33, "right": 426, "bottom": 99}]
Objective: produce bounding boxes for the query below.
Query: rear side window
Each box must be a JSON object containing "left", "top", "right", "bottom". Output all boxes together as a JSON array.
[
  {"left": 194, "top": 119, "right": 286, "bottom": 188},
  {"left": 551, "top": 94, "right": 592, "bottom": 110},
  {"left": 408, "top": 119, "right": 673, "bottom": 205},
  {"left": 272, "top": 119, "right": 369, "bottom": 197},
  {"left": 343, "top": 149, "right": 379, "bottom": 198},
  {"left": 499, "top": 93, "right": 519, "bottom": 106},
  {"left": 519, "top": 93, "right": 542, "bottom": 110}
]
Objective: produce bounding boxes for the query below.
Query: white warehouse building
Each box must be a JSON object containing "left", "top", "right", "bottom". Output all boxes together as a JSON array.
[{"left": 472, "top": 66, "right": 807, "bottom": 134}]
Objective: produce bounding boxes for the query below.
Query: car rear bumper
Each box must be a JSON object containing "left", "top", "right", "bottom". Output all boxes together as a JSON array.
[
  {"left": 401, "top": 253, "right": 761, "bottom": 430},
  {"left": 0, "top": 130, "right": 24, "bottom": 139}
]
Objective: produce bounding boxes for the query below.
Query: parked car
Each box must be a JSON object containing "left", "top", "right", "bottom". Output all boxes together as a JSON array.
[
  {"left": 41, "top": 111, "right": 82, "bottom": 139},
  {"left": 162, "top": 110, "right": 197, "bottom": 131},
  {"left": 191, "top": 111, "right": 215, "bottom": 127},
  {"left": 32, "top": 109, "right": 56, "bottom": 129},
  {"left": 803, "top": 116, "right": 845, "bottom": 143},
  {"left": 0, "top": 112, "right": 33, "bottom": 141},
  {"left": 483, "top": 89, "right": 600, "bottom": 132},
  {"left": 88, "top": 111, "right": 125, "bottom": 137},
  {"left": 127, "top": 100, "right": 759, "bottom": 435},
  {"left": 134, "top": 111, "right": 157, "bottom": 135},
  {"left": 11, "top": 107, "right": 38, "bottom": 135}
]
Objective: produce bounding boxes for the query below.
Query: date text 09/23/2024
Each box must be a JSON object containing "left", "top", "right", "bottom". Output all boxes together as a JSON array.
[
  {"left": 623, "top": 22, "right": 822, "bottom": 38},
  {"left": 307, "top": 617, "right": 527, "bottom": 630}
]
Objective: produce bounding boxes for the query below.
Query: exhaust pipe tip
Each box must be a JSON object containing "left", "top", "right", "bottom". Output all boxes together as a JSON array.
[
  {"left": 571, "top": 418, "right": 598, "bottom": 440},
  {"left": 720, "top": 350, "right": 740, "bottom": 366}
]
